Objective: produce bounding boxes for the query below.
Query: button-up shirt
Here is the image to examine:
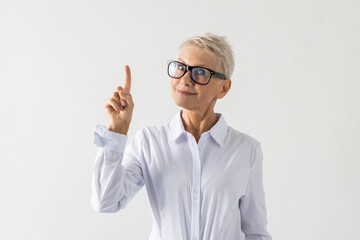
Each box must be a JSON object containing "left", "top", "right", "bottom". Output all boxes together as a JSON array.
[{"left": 91, "top": 109, "right": 272, "bottom": 240}]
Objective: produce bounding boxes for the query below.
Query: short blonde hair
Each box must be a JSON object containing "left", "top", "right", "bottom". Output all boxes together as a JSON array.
[{"left": 179, "top": 32, "right": 235, "bottom": 80}]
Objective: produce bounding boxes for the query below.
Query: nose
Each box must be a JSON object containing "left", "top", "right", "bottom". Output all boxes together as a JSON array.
[{"left": 180, "top": 70, "right": 194, "bottom": 86}]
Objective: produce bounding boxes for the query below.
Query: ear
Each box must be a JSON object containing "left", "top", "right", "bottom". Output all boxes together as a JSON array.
[{"left": 217, "top": 78, "right": 231, "bottom": 99}]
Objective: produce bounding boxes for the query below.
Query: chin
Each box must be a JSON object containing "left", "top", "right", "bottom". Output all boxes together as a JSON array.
[{"left": 172, "top": 97, "right": 190, "bottom": 109}]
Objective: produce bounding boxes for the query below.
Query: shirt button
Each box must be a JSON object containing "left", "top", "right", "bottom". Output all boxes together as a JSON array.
[
  {"left": 193, "top": 195, "right": 198, "bottom": 200},
  {"left": 193, "top": 202, "right": 198, "bottom": 207},
  {"left": 194, "top": 190, "right": 198, "bottom": 194}
]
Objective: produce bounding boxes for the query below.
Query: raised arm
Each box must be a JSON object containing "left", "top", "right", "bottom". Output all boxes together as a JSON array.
[{"left": 91, "top": 65, "right": 143, "bottom": 213}]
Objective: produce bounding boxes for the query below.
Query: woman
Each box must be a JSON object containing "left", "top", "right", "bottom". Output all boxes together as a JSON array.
[{"left": 91, "top": 32, "right": 272, "bottom": 240}]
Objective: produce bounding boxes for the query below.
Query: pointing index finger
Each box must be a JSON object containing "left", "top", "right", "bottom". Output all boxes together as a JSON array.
[{"left": 123, "top": 65, "right": 131, "bottom": 93}]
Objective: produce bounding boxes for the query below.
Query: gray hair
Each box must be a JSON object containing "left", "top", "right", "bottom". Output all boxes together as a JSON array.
[{"left": 179, "top": 32, "right": 235, "bottom": 80}]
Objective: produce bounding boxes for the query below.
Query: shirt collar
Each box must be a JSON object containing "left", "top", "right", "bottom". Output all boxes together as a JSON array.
[{"left": 167, "top": 109, "right": 228, "bottom": 147}]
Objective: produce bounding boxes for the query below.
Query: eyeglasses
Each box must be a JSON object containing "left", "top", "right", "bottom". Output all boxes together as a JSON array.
[{"left": 167, "top": 60, "right": 227, "bottom": 85}]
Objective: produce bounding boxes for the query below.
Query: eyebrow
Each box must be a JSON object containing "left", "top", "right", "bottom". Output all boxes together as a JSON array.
[{"left": 176, "top": 58, "right": 208, "bottom": 68}]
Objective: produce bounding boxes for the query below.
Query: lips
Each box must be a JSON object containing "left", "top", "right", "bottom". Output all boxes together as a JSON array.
[{"left": 177, "top": 89, "right": 197, "bottom": 96}]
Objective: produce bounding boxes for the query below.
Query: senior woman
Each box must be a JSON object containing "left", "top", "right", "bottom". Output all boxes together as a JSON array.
[{"left": 91, "top": 32, "right": 272, "bottom": 240}]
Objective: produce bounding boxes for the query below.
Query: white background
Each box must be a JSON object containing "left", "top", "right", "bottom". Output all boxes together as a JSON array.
[{"left": 0, "top": 0, "right": 359, "bottom": 239}]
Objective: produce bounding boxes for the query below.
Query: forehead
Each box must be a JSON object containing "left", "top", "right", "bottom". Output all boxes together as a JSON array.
[{"left": 177, "top": 44, "right": 217, "bottom": 69}]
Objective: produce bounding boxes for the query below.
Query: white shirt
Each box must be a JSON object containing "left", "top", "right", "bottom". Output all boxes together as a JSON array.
[{"left": 91, "top": 109, "right": 272, "bottom": 240}]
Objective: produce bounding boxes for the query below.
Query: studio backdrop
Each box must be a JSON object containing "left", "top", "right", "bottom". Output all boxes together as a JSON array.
[{"left": 0, "top": 0, "right": 359, "bottom": 239}]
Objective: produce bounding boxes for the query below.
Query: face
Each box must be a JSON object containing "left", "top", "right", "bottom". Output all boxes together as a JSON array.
[{"left": 170, "top": 44, "right": 231, "bottom": 112}]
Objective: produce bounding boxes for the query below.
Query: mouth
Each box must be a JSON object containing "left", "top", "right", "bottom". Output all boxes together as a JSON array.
[{"left": 177, "top": 89, "right": 197, "bottom": 96}]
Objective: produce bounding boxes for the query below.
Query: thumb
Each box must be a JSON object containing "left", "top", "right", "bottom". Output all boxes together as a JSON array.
[{"left": 119, "top": 90, "right": 132, "bottom": 104}]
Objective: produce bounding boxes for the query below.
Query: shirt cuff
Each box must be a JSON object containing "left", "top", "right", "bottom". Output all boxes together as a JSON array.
[{"left": 93, "top": 124, "right": 128, "bottom": 153}]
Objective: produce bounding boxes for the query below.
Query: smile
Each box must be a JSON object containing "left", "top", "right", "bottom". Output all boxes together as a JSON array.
[{"left": 177, "top": 89, "right": 197, "bottom": 96}]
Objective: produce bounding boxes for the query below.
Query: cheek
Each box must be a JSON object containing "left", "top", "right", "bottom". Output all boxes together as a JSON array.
[
  {"left": 171, "top": 79, "right": 177, "bottom": 95},
  {"left": 171, "top": 79, "right": 178, "bottom": 90},
  {"left": 204, "top": 82, "right": 218, "bottom": 93},
  {"left": 197, "top": 86, "right": 216, "bottom": 101}
]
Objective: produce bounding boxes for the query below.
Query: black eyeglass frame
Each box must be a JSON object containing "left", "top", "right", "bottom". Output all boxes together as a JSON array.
[{"left": 167, "top": 60, "right": 227, "bottom": 85}]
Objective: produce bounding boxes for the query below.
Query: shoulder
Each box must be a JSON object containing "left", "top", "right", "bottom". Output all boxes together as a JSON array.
[
  {"left": 228, "top": 127, "right": 264, "bottom": 169},
  {"left": 227, "top": 126, "right": 262, "bottom": 164},
  {"left": 227, "top": 126, "right": 261, "bottom": 148},
  {"left": 134, "top": 122, "right": 170, "bottom": 142}
]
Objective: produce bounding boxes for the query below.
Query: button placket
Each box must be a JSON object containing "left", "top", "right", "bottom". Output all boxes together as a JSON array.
[{"left": 189, "top": 135, "right": 201, "bottom": 240}]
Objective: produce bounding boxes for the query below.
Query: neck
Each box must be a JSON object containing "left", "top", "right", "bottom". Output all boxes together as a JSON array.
[{"left": 180, "top": 108, "right": 219, "bottom": 143}]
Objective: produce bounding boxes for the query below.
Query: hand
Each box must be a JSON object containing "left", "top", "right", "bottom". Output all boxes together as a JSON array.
[{"left": 103, "top": 65, "right": 134, "bottom": 135}]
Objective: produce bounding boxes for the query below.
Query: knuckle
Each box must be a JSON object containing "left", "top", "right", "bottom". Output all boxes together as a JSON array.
[{"left": 120, "top": 91, "right": 127, "bottom": 97}]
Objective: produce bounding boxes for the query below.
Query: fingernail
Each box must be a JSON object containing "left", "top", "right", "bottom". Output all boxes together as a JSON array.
[{"left": 121, "top": 99, "right": 126, "bottom": 105}]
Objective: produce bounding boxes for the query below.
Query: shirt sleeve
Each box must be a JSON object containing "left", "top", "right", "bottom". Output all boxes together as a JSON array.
[
  {"left": 90, "top": 124, "right": 145, "bottom": 213},
  {"left": 240, "top": 142, "right": 272, "bottom": 240}
]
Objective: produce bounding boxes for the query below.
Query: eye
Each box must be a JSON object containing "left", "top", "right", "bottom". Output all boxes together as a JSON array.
[
  {"left": 177, "top": 64, "right": 185, "bottom": 71},
  {"left": 196, "top": 68, "right": 207, "bottom": 76}
]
